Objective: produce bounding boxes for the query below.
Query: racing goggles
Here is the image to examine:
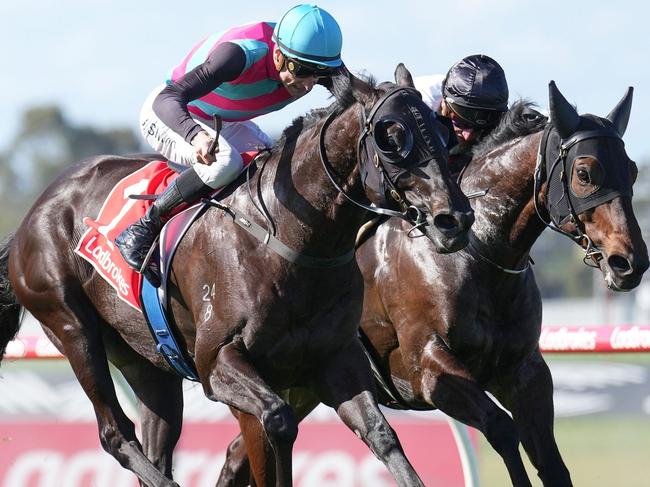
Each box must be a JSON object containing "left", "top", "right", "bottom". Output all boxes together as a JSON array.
[
  {"left": 446, "top": 98, "right": 504, "bottom": 129},
  {"left": 285, "top": 57, "right": 334, "bottom": 78}
]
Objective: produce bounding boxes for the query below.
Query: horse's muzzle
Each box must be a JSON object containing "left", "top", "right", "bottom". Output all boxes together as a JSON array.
[
  {"left": 600, "top": 251, "right": 649, "bottom": 292},
  {"left": 425, "top": 208, "right": 474, "bottom": 253}
]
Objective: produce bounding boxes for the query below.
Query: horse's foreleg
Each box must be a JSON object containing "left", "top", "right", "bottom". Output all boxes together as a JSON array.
[
  {"left": 316, "top": 340, "right": 425, "bottom": 487},
  {"left": 217, "top": 390, "right": 320, "bottom": 487},
  {"left": 201, "top": 339, "right": 297, "bottom": 487},
  {"left": 33, "top": 303, "right": 178, "bottom": 487},
  {"left": 494, "top": 352, "right": 573, "bottom": 487},
  {"left": 419, "top": 337, "right": 532, "bottom": 487},
  {"left": 117, "top": 350, "right": 184, "bottom": 482}
]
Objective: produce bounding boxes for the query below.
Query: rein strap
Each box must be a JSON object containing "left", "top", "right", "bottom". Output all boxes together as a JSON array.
[
  {"left": 205, "top": 199, "right": 355, "bottom": 268},
  {"left": 318, "top": 88, "right": 429, "bottom": 229},
  {"left": 319, "top": 109, "right": 408, "bottom": 219},
  {"left": 533, "top": 124, "right": 621, "bottom": 266}
]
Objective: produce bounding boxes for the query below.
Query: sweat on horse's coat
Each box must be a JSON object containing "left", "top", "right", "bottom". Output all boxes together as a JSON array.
[
  {"left": 217, "top": 87, "right": 648, "bottom": 487},
  {"left": 0, "top": 66, "right": 473, "bottom": 487}
]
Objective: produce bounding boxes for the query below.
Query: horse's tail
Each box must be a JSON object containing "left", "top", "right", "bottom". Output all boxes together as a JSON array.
[{"left": 0, "top": 234, "right": 22, "bottom": 363}]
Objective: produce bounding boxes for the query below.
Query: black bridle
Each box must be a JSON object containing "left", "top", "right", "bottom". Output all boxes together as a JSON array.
[
  {"left": 534, "top": 123, "right": 627, "bottom": 267},
  {"left": 318, "top": 87, "right": 443, "bottom": 232},
  {"left": 207, "top": 87, "right": 448, "bottom": 268}
]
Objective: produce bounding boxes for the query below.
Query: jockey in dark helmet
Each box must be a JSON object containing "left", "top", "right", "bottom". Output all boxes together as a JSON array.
[
  {"left": 114, "top": 4, "right": 344, "bottom": 275},
  {"left": 414, "top": 54, "right": 509, "bottom": 172}
]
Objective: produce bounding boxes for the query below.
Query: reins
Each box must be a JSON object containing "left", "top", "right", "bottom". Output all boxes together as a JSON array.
[
  {"left": 317, "top": 88, "right": 428, "bottom": 228},
  {"left": 466, "top": 238, "right": 531, "bottom": 275},
  {"left": 205, "top": 149, "right": 356, "bottom": 268},
  {"left": 453, "top": 138, "right": 531, "bottom": 276},
  {"left": 208, "top": 86, "right": 451, "bottom": 267},
  {"left": 456, "top": 122, "right": 623, "bottom": 276}
]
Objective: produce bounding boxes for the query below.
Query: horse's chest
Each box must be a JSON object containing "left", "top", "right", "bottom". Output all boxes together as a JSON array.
[
  {"left": 480, "top": 279, "right": 539, "bottom": 336},
  {"left": 452, "top": 298, "right": 540, "bottom": 377},
  {"left": 242, "top": 293, "right": 362, "bottom": 378}
]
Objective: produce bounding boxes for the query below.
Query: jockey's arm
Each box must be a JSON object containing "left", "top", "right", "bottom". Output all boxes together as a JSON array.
[{"left": 152, "top": 42, "right": 246, "bottom": 146}]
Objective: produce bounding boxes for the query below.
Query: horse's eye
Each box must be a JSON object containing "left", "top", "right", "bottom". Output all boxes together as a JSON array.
[
  {"left": 376, "top": 122, "right": 405, "bottom": 152},
  {"left": 373, "top": 118, "right": 414, "bottom": 162},
  {"left": 576, "top": 168, "right": 591, "bottom": 184},
  {"left": 386, "top": 125, "right": 405, "bottom": 151}
]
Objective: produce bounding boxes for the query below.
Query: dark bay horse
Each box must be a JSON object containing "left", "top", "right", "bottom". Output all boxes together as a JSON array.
[
  {"left": 0, "top": 66, "right": 473, "bottom": 486},
  {"left": 217, "top": 82, "right": 649, "bottom": 486}
]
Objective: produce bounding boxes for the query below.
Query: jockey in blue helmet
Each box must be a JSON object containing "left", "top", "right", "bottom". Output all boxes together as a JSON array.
[
  {"left": 274, "top": 3, "right": 343, "bottom": 71},
  {"left": 115, "top": 4, "right": 343, "bottom": 276}
]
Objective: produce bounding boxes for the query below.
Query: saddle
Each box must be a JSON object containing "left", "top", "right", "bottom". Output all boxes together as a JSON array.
[{"left": 75, "top": 152, "right": 260, "bottom": 380}]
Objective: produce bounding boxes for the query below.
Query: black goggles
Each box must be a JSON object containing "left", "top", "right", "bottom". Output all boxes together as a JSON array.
[
  {"left": 285, "top": 57, "right": 334, "bottom": 78},
  {"left": 446, "top": 99, "right": 504, "bottom": 129}
]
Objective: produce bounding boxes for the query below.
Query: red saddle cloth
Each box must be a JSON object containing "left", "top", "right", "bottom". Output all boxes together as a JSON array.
[{"left": 74, "top": 153, "right": 257, "bottom": 310}]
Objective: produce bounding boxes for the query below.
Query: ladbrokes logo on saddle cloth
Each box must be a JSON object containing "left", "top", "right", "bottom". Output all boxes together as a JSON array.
[
  {"left": 74, "top": 161, "right": 178, "bottom": 310},
  {"left": 75, "top": 154, "right": 258, "bottom": 311}
]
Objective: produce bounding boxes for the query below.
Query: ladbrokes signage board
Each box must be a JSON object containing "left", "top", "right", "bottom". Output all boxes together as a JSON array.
[
  {"left": 539, "top": 325, "right": 650, "bottom": 353},
  {"left": 0, "top": 357, "right": 470, "bottom": 486},
  {"left": 0, "top": 420, "right": 468, "bottom": 487}
]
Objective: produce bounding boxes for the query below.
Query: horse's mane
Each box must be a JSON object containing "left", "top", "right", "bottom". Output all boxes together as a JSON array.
[
  {"left": 471, "top": 100, "right": 548, "bottom": 159},
  {"left": 272, "top": 69, "right": 378, "bottom": 151}
]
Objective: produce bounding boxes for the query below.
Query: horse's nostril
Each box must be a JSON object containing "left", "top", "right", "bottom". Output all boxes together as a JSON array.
[
  {"left": 433, "top": 214, "right": 458, "bottom": 231},
  {"left": 608, "top": 254, "right": 632, "bottom": 274}
]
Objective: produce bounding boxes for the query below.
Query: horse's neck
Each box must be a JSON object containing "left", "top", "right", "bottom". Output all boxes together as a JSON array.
[
  {"left": 266, "top": 105, "right": 366, "bottom": 257},
  {"left": 462, "top": 131, "right": 546, "bottom": 265}
]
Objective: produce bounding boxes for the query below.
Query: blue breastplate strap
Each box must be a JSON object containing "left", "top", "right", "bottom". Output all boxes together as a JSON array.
[{"left": 141, "top": 277, "right": 200, "bottom": 381}]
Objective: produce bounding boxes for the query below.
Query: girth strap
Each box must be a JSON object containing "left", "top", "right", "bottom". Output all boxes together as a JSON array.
[{"left": 204, "top": 199, "right": 356, "bottom": 268}]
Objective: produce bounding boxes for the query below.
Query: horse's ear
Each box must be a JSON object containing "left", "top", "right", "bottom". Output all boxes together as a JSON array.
[
  {"left": 606, "top": 87, "right": 633, "bottom": 136},
  {"left": 395, "top": 63, "right": 415, "bottom": 88},
  {"left": 548, "top": 80, "right": 580, "bottom": 139}
]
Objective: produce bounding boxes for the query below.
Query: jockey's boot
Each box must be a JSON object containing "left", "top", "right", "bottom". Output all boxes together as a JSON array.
[{"left": 115, "top": 168, "right": 211, "bottom": 273}]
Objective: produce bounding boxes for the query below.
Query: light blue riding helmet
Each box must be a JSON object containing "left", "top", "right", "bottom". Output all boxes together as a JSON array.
[{"left": 272, "top": 4, "right": 343, "bottom": 68}]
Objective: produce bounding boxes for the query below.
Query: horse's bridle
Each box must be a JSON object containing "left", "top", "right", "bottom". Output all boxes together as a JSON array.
[
  {"left": 318, "top": 87, "right": 441, "bottom": 233},
  {"left": 534, "top": 124, "right": 626, "bottom": 267},
  {"left": 207, "top": 88, "right": 447, "bottom": 268}
]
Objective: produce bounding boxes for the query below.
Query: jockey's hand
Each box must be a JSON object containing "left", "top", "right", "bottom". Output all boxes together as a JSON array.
[{"left": 191, "top": 131, "right": 218, "bottom": 165}]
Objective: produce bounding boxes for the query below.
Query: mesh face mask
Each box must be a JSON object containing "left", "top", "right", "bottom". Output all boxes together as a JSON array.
[{"left": 543, "top": 116, "right": 632, "bottom": 226}]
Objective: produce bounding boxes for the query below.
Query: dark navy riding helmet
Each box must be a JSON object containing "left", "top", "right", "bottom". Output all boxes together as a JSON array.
[{"left": 442, "top": 54, "right": 509, "bottom": 128}]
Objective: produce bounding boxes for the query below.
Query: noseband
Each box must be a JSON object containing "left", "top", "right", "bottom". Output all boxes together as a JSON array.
[
  {"left": 318, "top": 87, "right": 437, "bottom": 231},
  {"left": 534, "top": 124, "right": 626, "bottom": 267}
]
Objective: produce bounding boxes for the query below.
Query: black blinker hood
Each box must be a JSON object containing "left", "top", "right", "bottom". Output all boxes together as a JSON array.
[
  {"left": 359, "top": 88, "right": 450, "bottom": 206},
  {"left": 541, "top": 114, "right": 632, "bottom": 226}
]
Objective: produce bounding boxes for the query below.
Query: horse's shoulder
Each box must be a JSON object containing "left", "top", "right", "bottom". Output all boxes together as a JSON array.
[
  {"left": 51, "top": 154, "right": 158, "bottom": 193},
  {"left": 85, "top": 153, "right": 158, "bottom": 173}
]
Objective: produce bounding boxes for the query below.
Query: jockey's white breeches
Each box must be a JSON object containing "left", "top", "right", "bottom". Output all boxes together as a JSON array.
[{"left": 139, "top": 84, "right": 274, "bottom": 188}]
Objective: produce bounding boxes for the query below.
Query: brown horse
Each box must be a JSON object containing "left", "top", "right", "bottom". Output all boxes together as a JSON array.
[
  {"left": 0, "top": 66, "right": 473, "bottom": 487},
  {"left": 217, "top": 82, "right": 649, "bottom": 486}
]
